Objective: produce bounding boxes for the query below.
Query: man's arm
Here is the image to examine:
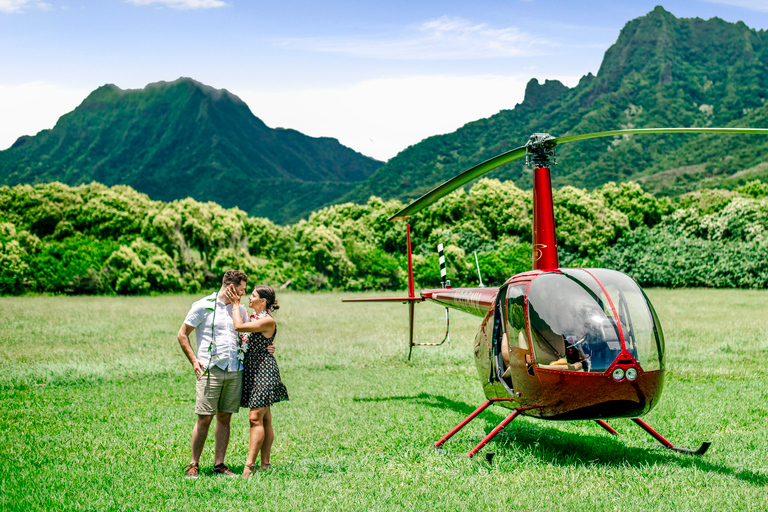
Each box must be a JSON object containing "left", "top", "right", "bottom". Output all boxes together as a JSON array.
[{"left": 178, "top": 323, "right": 205, "bottom": 377}]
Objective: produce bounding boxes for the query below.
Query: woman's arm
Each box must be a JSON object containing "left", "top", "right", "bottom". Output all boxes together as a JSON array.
[
  {"left": 227, "top": 288, "right": 276, "bottom": 334},
  {"left": 234, "top": 314, "right": 275, "bottom": 334}
]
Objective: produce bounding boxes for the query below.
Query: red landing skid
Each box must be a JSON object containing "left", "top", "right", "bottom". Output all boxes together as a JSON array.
[{"left": 435, "top": 400, "right": 711, "bottom": 463}]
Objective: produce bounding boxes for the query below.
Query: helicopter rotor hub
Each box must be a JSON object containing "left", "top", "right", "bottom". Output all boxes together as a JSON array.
[{"left": 525, "top": 133, "right": 558, "bottom": 167}]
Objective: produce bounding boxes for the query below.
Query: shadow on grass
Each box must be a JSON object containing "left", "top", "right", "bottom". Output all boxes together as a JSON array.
[{"left": 354, "top": 392, "right": 767, "bottom": 486}]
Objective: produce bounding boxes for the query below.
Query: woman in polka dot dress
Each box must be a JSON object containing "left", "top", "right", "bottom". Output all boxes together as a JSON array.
[{"left": 227, "top": 284, "right": 288, "bottom": 478}]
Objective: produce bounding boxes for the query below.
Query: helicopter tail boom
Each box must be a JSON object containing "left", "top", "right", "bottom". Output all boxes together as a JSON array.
[{"left": 421, "top": 286, "right": 497, "bottom": 318}]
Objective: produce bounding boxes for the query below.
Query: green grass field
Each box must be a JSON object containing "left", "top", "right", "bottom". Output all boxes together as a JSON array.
[{"left": 1, "top": 289, "right": 767, "bottom": 511}]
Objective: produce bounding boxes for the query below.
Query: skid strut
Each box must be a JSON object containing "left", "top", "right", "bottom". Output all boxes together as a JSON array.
[
  {"left": 434, "top": 399, "right": 537, "bottom": 460},
  {"left": 595, "top": 418, "right": 711, "bottom": 455},
  {"left": 595, "top": 419, "right": 619, "bottom": 435},
  {"left": 632, "top": 418, "right": 711, "bottom": 455}
]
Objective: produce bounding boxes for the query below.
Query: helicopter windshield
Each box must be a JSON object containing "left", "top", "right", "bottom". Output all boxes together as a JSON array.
[
  {"left": 583, "top": 269, "right": 664, "bottom": 371},
  {"left": 526, "top": 270, "right": 663, "bottom": 373}
]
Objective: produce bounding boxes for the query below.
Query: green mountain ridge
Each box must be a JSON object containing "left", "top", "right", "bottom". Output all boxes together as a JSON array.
[
  {"left": 0, "top": 78, "right": 383, "bottom": 223},
  {"left": 3, "top": 7, "right": 768, "bottom": 224},
  {"left": 338, "top": 6, "right": 768, "bottom": 205}
]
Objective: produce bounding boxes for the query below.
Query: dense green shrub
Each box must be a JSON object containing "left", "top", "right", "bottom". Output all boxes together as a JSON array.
[
  {"left": 106, "top": 238, "right": 182, "bottom": 294},
  {"left": 1, "top": 178, "right": 766, "bottom": 294},
  {"left": 0, "top": 223, "right": 31, "bottom": 294},
  {"left": 601, "top": 226, "right": 768, "bottom": 288},
  {"left": 31, "top": 235, "right": 118, "bottom": 294}
]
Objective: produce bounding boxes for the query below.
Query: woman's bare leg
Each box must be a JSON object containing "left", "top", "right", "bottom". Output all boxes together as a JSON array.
[
  {"left": 243, "top": 407, "right": 267, "bottom": 478},
  {"left": 260, "top": 407, "right": 273, "bottom": 468}
]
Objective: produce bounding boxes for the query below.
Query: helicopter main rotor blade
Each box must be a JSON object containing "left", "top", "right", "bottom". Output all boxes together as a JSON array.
[
  {"left": 389, "top": 127, "right": 768, "bottom": 221},
  {"left": 554, "top": 126, "right": 768, "bottom": 144},
  {"left": 390, "top": 145, "right": 526, "bottom": 220}
]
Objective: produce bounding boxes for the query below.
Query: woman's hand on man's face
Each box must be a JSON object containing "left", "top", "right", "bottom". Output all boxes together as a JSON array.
[{"left": 225, "top": 284, "right": 240, "bottom": 304}]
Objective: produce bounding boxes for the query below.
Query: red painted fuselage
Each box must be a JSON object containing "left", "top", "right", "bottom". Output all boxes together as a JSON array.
[
  {"left": 418, "top": 166, "right": 665, "bottom": 420},
  {"left": 420, "top": 266, "right": 665, "bottom": 421}
]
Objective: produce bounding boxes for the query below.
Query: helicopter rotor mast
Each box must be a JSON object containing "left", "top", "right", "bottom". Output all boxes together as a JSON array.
[{"left": 526, "top": 133, "right": 560, "bottom": 271}]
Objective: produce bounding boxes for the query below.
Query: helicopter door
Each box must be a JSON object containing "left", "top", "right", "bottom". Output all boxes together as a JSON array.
[
  {"left": 493, "top": 283, "right": 529, "bottom": 397},
  {"left": 505, "top": 284, "right": 535, "bottom": 381}
]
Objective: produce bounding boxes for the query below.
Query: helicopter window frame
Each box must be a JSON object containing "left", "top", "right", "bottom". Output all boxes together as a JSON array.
[
  {"left": 492, "top": 285, "right": 511, "bottom": 392},
  {"left": 506, "top": 284, "right": 529, "bottom": 352},
  {"left": 641, "top": 288, "right": 665, "bottom": 367}
]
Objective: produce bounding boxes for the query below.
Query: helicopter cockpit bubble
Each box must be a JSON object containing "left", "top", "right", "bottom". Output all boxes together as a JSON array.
[{"left": 527, "top": 272, "right": 623, "bottom": 373}]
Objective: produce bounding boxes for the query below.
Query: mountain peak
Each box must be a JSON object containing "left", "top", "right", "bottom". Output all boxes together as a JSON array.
[
  {"left": 0, "top": 78, "right": 383, "bottom": 223},
  {"left": 520, "top": 78, "right": 569, "bottom": 110}
]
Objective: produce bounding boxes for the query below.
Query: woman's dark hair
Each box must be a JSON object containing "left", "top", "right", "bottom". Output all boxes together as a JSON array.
[{"left": 253, "top": 285, "right": 279, "bottom": 312}]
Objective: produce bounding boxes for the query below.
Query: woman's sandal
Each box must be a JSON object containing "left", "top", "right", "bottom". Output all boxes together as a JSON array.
[
  {"left": 259, "top": 463, "right": 272, "bottom": 471},
  {"left": 242, "top": 463, "right": 258, "bottom": 478}
]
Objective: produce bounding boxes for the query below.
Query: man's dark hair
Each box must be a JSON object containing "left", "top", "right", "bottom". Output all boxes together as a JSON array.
[{"left": 222, "top": 270, "right": 248, "bottom": 287}]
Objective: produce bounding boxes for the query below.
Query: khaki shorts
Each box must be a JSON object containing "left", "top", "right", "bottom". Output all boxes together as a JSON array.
[{"left": 195, "top": 366, "right": 243, "bottom": 415}]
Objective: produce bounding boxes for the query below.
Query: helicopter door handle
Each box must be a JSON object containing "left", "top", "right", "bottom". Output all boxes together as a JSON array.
[{"left": 525, "top": 354, "right": 535, "bottom": 375}]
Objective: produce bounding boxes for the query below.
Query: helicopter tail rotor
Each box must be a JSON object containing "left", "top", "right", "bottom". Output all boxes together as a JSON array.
[{"left": 342, "top": 223, "right": 450, "bottom": 359}]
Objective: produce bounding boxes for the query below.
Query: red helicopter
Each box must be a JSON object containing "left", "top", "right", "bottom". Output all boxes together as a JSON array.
[{"left": 345, "top": 127, "right": 768, "bottom": 461}]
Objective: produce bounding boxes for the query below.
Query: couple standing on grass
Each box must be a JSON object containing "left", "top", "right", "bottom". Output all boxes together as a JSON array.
[{"left": 177, "top": 270, "right": 289, "bottom": 479}]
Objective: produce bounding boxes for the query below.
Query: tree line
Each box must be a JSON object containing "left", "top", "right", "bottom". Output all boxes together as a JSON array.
[{"left": 1, "top": 178, "right": 767, "bottom": 295}]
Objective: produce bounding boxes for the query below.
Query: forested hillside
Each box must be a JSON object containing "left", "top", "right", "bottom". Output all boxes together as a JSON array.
[
  {"left": 3, "top": 8, "right": 768, "bottom": 229},
  {"left": 2, "top": 179, "right": 767, "bottom": 295},
  {"left": 340, "top": 6, "right": 768, "bottom": 205},
  {"left": 0, "top": 78, "right": 382, "bottom": 223}
]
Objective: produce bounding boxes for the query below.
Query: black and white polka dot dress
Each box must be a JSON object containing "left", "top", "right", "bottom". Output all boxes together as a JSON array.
[{"left": 241, "top": 322, "right": 289, "bottom": 409}]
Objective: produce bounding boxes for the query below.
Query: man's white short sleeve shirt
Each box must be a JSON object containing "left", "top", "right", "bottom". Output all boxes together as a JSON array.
[{"left": 184, "top": 293, "right": 247, "bottom": 372}]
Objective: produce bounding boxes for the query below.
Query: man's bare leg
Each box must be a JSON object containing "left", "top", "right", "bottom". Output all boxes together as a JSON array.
[
  {"left": 191, "top": 414, "right": 214, "bottom": 463},
  {"left": 213, "top": 411, "right": 232, "bottom": 465}
]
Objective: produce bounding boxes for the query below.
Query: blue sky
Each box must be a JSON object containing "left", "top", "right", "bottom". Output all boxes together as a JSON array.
[{"left": 2, "top": 0, "right": 768, "bottom": 161}]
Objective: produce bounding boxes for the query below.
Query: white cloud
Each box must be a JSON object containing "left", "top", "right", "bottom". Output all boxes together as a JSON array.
[
  {"left": 0, "top": 82, "right": 90, "bottom": 150},
  {"left": 0, "top": 0, "right": 50, "bottom": 13},
  {"left": 236, "top": 74, "right": 579, "bottom": 162},
  {"left": 279, "top": 16, "right": 551, "bottom": 60},
  {"left": 125, "top": 0, "right": 227, "bottom": 10},
  {"left": 702, "top": 0, "right": 768, "bottom": 13}
]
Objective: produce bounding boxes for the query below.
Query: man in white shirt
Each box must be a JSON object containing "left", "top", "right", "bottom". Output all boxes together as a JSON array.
[{"left": 177, "top": 270, "right": 253, "bottom": 478}]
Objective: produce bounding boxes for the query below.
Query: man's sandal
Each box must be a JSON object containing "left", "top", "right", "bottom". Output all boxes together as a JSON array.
[
  {"left": 213, "top": 462, "right": 236, "bottom": 477},
  {"left": 184, "top": 462, "right": 200, "bottom": 479}
]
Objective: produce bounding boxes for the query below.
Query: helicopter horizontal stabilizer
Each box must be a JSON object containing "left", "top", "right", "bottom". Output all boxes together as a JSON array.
[
  {"left": 343, "top": 223, "right": 456, "bottom": 359},
  {"left": 342, "top": 296, "right": 423, "bottom": 303}
]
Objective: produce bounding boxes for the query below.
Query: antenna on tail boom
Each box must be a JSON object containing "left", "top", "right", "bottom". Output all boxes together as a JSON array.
[{"left": 473, "top": 251, "right": 484, "bottom": 288}]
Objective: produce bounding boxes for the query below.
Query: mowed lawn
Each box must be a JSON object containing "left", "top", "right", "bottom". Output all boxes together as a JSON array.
[{"left": 1, "top": 289, "right": 767, "bottom": 511}]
